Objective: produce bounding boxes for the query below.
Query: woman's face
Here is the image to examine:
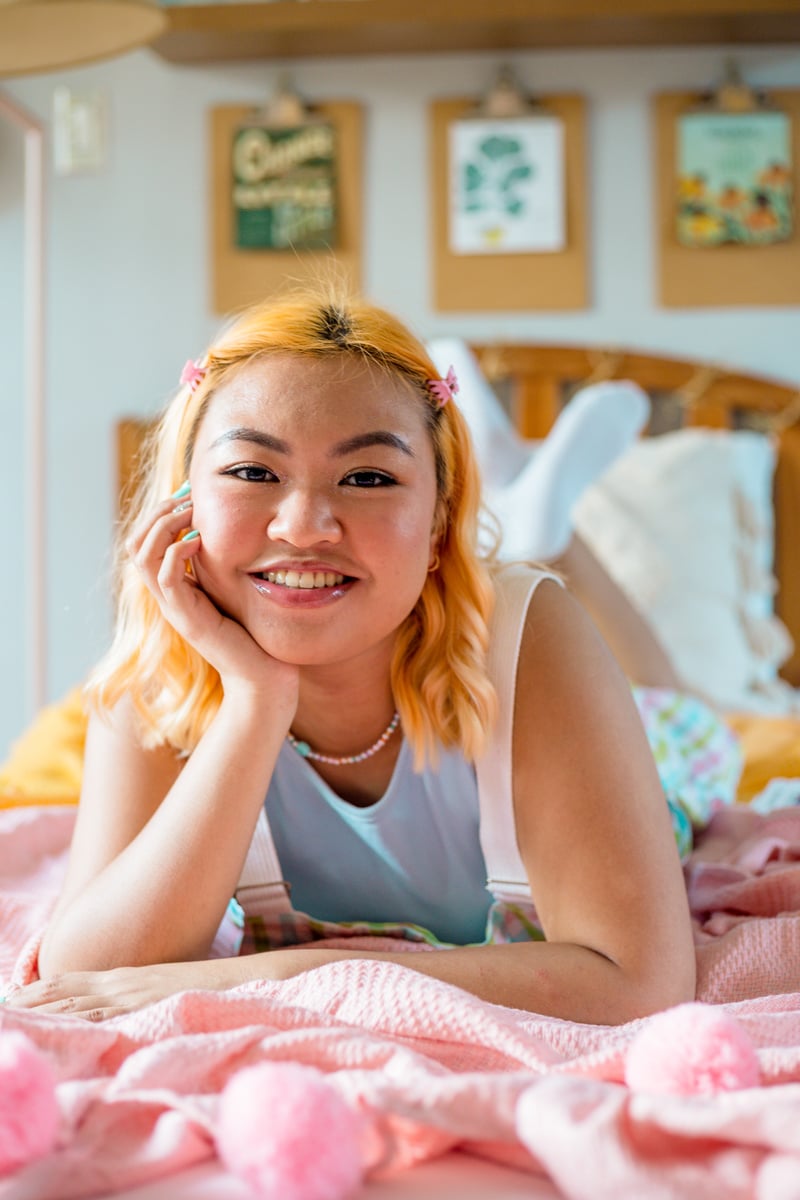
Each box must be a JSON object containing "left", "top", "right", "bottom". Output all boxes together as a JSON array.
[{"left": 187, "top": 352, "right": 440, "bottom": 670}]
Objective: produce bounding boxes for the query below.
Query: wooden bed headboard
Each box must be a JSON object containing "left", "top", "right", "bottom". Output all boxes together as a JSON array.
[
  {"left": 116, "top": 344, "right": 800, "bottom": 685},
  {"left": 471, "top": 344, "right": 800, "bottom": 686}
]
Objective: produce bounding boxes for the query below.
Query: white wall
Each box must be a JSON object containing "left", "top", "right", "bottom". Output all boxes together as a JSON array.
[{"left": 1, "top": 42, "right": 800, "bottom": 756}]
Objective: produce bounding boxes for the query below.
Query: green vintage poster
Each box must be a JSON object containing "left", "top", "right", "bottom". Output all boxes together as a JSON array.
[
  {"left": 676, "top": 110, "right": 792, "bottom": 247},
  {"left": 232, "top": 122, "right": 336, "bottom": 251},
  {"left": 448, "top": 116, "right": 565, "bottom": 254}
]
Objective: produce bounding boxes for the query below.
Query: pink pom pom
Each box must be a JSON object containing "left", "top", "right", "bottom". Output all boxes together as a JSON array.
[
  {"left": 0, "top": 1031, "right": 59, "bottom": 1174},
  {"left": 625, "top": 1002, "right": 761, "bottom": 1096},
  {"left": 217, "top": 1062, "right": 364, "bottom": 1200}
]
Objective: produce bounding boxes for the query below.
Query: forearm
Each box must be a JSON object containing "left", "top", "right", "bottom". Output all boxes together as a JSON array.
[
  {"left": 236, "top": 938, "right": 696, "bottom": 1025},
  {"left": 39, "top": 694, "right": 282, "bottom": 977}
]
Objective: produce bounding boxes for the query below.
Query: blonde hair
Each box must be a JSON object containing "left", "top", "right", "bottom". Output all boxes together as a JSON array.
[{"left": 89, "top": 286, "right": 497, "bottom": 768}]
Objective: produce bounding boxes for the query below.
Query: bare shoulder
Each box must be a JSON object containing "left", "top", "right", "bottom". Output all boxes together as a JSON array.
[
  {"left": 512, "top": 573, "right": 660, "bottom": 805},
  {"left": 84, "top": 694, "right": 183, "bottom": 789},
  {"left": 516, "top": 574, "right": 626, "bottom": 696}
]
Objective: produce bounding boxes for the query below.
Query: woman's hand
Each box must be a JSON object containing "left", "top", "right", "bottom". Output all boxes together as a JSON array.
[
  {"left": 127, "top": 491, "right": 297, "bottom": 706},
  {"left": 4, "top": 958, "right": 248, "bottom": 1021},
  {"left": 3, "top": 949, "right": 334, "bottom": 1020}
]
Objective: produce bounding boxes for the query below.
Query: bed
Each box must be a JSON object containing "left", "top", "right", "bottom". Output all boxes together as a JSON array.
[{"left": 1, "top": 344, "right": 800, "bottom": 1200}]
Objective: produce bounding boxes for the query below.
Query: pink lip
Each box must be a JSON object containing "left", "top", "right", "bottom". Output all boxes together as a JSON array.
[{"left": 248, "top": 575, "right": 353, "bottom": 608}]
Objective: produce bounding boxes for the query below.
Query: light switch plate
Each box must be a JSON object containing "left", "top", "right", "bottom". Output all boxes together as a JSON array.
[{"left": 53, "top": 87, "right": 107, "bottom": 175}]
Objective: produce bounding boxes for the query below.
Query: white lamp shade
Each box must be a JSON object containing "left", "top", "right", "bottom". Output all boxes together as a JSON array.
[{"left": 0, "top": 0, "right": 168, "bottom": 77}]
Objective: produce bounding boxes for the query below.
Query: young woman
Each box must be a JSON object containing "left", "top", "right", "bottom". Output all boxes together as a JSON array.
[{"left": 11, "top": 290, "right": 699, "bottom": 1024}]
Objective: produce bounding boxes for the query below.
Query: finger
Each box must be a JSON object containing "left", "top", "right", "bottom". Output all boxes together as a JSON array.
[
  {"left": 129, "top": 505, "right": 195, "bottom": 571},
  {"left": 80, "top": 1007, "right": 129, "bottom": 1022},
  {"left": 4, "top": 973, "right": 91, "bottom": 1009},
  {"left": 157, "top": 529, "right": 202, "bottom": 593},
  {"left": 152, "top": 534, "right": 236, "bottom": 655},
  {"left": 23, "top": 995, "right": 85, "bottom": 1016},
  {"left": 3, "top": 971, "right": 123, "bottom": 1010},
  {"left": 130, "top": 514, "right": 198, "bottom": 607},
  {"left": 156, "top": 535, "right": 216, "bottom": 629},
  {"left": 3, "top": 984, "right": 53, "bottom": 1008},
  {"left": 126, "top": 496, "right": 194, "bottom": 567},
  {"left": 13, "top": 997, "right": 127, "bottom": 1021},
  {"left": 126, "top": 491, "right": 192, "bottom": 549}
]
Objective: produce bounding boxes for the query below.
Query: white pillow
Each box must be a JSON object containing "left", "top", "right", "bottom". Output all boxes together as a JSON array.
[{"left": 573, "top": 428, "right": 795, "bottom": 713}]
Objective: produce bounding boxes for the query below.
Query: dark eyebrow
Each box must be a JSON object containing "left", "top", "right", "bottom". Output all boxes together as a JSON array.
[
  {"left": 209, "top": 427, "right": 414, "bottom": 458},
  {"left": 209, "top": 428, "right": 290, "bottom": 454},
  {"left": 330, "top": 431, "right": 414, "bottom": 458}
]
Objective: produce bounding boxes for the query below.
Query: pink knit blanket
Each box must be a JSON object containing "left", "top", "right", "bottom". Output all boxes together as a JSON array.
[{"left": 1, "top": 804, "right": 800, "bottom": 1199}]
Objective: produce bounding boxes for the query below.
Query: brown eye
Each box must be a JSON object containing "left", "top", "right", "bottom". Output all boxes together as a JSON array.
[
  {"left": 341, "top": 470, "right": 396, "bottom": 488},
  {"left": 222, "top": 465, "right": 277, "bottom": 483}
]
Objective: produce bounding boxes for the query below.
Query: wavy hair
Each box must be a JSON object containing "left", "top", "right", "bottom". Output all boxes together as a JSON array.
[{"left": 88, "top": 286, "right": 497, "bottom": 768}]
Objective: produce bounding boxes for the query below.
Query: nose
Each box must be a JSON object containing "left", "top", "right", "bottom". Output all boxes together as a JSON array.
[{"left": 267, "top": 487, "right": 343, "bottom": 548}]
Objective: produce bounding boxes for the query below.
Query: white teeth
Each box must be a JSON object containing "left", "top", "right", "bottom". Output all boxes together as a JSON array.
[{"left": 262, "top": 569, "right": 344, "bottom": 589}]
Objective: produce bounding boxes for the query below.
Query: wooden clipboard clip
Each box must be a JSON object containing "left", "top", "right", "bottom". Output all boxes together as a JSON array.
[
  {"left": 697, "top": 59, "right": 773, "bottom": 115},
  {"left": 467, "top": 65, "right": 546, "bottom": 120},
  {"left": 251, "top": 73, "right": 316, "bottom": 129}
]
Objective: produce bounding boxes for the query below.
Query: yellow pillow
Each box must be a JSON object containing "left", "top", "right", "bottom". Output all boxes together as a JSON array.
[
  {"left": 727, "top": 712, "right": 800, "bottom": 803},
  {"left": 0, "top": 687, "right": 86, "bottom": 808}
]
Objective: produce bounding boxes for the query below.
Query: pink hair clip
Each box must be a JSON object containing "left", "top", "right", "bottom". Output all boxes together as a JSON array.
[
  {"left": 180, "top": 359, "right": 207, "bottom": 392},
  {"left": 427, "top": 365, "right": 459, "bottom": 408}
]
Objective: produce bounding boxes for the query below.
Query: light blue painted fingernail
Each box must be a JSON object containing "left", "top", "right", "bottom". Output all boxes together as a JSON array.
[
  {"left": 171, "top": 480, "right": 191, "bottom": 499},
  {"left": 173, "top": 499, "right": 193, "bottom": 514},
  {"left": 181, "top": 529, "right": 200, "bottom": 542}
]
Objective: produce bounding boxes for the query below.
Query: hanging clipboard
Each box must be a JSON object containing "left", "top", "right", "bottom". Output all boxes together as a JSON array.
[
  {"left": 430, "top": 70, "right": 588, "bottom": 312},
  {"left": 210, "top": 85, "right": 363, "bottom": 314},
  {"left": 656, "top": 65, "right": 800, "bottom": 307}
]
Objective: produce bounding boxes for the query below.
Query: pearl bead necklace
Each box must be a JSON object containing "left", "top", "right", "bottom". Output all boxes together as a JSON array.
[{"left": 287, "top": 712, "right": 401, "bottom": 766}]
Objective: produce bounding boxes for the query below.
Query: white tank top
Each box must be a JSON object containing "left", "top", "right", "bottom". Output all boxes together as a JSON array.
[
  {"left": 229, "top": 565, "right": 561, "bottom": 947},
  {"left": 265, "top": 737, "right": 489, "bottom": 945}
]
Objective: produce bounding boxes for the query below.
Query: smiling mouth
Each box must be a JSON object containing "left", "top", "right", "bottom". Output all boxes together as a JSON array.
[{"left": 251, "top": 569, "right": 348, "bottom": 590}]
